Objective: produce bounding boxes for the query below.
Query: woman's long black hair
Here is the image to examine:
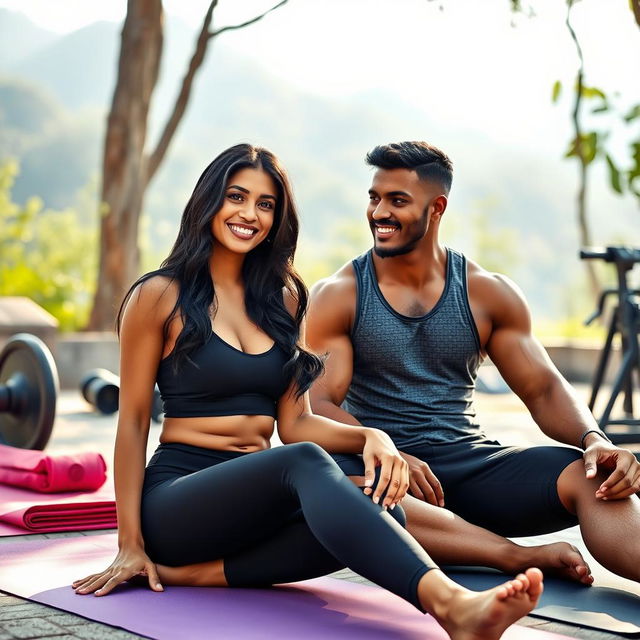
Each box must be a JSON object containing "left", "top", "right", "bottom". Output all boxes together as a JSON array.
[{"left": 117, "top": 143, "right": 324, "bottom": 396}]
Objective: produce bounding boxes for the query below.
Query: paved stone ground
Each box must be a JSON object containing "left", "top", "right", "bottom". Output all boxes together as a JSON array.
[{"left": 0, "top": 381, "right": 638, "bottom": 640}]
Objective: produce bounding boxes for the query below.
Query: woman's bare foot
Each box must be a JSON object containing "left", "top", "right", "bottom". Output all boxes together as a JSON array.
[
  {"left": 129, "top": 560, "right": 227, "bottom": 588},
  {"left": 420, "top": 567, "right": 544, "bottom": 640},
  {"left": 518, "top": 542, "right": 592, "bottom": 585}
]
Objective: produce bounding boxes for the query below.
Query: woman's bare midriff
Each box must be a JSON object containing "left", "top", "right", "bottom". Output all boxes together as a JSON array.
[{"left": 160, "top": 414, "right": 275, "bottom": 452}]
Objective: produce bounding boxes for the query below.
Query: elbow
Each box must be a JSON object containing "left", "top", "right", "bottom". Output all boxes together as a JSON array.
[
  {"left": 277, "top": 412, "right": 312, "bottom": 445},
  {"left": 522, "top": 373, "right": 562, "bottom": 410}
]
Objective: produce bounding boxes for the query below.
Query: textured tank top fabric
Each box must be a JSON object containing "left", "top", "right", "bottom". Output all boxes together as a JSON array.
[{"left": 344, "top": 248, "right": 485, "bottom": 447}]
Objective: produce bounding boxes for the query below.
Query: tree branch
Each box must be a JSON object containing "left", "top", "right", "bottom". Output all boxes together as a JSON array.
[
  {"left": 146, "top": 0, "right": 288, "bottom": 184},
  {"left": 631, "top": 0, "right": 640, "bottom": 30},
  {"left": 566, "top": 0, "right": 599, "bottom": 298},
  {"left": 146, "top": 0, "right": 217, "bottom": 183},
  {"left": 211, "top": 0, "right": 289, "bottom": 37}
]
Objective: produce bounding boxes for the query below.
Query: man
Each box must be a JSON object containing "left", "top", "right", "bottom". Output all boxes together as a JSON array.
[{"left": 307, "top": 140, "right": 640, "bottom": 582}]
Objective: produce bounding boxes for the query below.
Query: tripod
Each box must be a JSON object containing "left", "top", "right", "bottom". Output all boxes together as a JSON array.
[{"left": 581, "top": 247, "right": 640, "bottom": 443}]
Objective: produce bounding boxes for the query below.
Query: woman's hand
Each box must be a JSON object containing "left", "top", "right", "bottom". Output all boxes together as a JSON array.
[
  {"left": 362, "top": 429, "right": 409, "bottom": 510},
  {"left": 72, "top": 546, "right": 163, "bottom": 596}
]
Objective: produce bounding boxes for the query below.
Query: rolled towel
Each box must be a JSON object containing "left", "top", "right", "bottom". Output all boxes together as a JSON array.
[{"left": 0, "top": 444, "right": 107, "bottom": 493}]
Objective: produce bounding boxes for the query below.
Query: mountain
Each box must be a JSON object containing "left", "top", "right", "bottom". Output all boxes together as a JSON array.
[
  {"left": 0, "top": 9, "right": 57, "bottom": 66},
  {"left": 0, "top": 9, "right": 636, "bottom": 322}
]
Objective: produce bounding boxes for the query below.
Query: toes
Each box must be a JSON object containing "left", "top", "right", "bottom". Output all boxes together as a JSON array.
[
  {"left": 510, "top": 578, "right": 524, "bottom": 594},
  {"left": 524, "top": 568, "right": 544, "bottom": 597},
  {"left": 495, "top": 585, "right": 510, "bottom": 600}
]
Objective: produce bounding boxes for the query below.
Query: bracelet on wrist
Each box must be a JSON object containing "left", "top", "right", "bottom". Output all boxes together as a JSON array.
[{"left": 580, "top": 428, "right": 611, "bottom": 450}]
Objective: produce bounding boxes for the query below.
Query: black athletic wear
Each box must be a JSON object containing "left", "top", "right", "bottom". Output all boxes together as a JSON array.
[
  {"left": 142, "top": 442, "right": 434, "bottom": 610},
  {"left": 346, "top": 248, "right": 581, "bottom": 534},
  {"left": 157, "top": 331, "right": 290, "bottom": 418},
  {"left": 146, "top": 317, "right": 438, "bottom": 611},
  {"left": 403, "top": 438, "right": 580, "bottom": 536},
  {"left": 345, "top": 248, "right": 483, "bottom": 447}
]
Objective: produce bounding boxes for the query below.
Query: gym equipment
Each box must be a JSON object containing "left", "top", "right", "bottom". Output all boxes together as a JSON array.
[
  {"left": 580, "top": 246, "right": 640, "bottom": 443},
  {"left": 79, "top": 369, "right": 119, "bottom": 415},
  {"left": 0, "top": 333, "right": 58, "bottom": 450},
  {"left": 80, "top": 368, "right": 164, "bottom": 423}
]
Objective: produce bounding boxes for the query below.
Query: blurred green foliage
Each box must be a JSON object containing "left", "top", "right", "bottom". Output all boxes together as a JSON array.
[
  {"left": 0, "top": 160, "right": 97, "bottom": 330},
  {"left": 554, "top": 82, "right": 640, "bottom": 203},
  {"left": 296, "top": 220, "right": 370, "bottom": 288}
]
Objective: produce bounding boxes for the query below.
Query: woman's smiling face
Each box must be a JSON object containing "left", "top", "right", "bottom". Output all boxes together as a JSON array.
[{"left": 210, "top": 167, "right": 278, "bottom": 254}]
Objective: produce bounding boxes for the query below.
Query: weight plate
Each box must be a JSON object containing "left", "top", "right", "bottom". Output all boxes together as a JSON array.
[{"left": 0, "top": 333, "right": 58, "bottom": 450}]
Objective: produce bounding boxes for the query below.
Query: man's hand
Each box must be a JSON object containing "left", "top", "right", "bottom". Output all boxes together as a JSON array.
[
  {"left": 399, "top": 451, "right": 445, "bottom": 507},
  {"left": 584, "top": 440, "right": 640, "bottom": 500},
  {"left": 362, "top": 429, "right": 409, "bottom": 510}
]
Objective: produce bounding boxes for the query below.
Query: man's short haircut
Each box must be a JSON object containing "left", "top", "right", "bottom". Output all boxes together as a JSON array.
[{"left": 366, "top": 141, "right": 453, "bottom": 195}]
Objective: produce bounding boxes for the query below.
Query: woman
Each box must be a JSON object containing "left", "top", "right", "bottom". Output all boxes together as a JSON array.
[{"left": 73, "top": 144, "right": 543, "bottom": 640}]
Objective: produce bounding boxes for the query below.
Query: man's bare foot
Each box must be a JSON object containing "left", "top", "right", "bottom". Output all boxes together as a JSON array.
[
  {"left": 420, "top": 567, "right": 544, "bottom": 640},
  {"left": 519, "top": 542, "right": 592, "bottom": 585}
]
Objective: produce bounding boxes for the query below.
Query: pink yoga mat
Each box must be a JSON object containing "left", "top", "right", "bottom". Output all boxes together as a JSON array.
[
  {"left": 0, "top": 534, "right": 571, "bottom": 640},
  {"left": 0, "top": 483, "right": 116, "bottom": 535}
]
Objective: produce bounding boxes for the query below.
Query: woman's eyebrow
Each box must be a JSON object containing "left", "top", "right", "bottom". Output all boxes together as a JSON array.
[{"left": 227, "top": 185, "right": 276, "bottom": 201}]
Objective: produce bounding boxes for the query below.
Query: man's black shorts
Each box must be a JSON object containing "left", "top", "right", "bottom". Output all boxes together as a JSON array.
[{"left": 403, "top": 438, "right": 582, "bottom": 537}]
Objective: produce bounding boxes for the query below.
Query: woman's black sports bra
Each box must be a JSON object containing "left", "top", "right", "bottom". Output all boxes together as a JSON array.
[{"left": 157, "top": 331, "right": 291, "bottom": 419}]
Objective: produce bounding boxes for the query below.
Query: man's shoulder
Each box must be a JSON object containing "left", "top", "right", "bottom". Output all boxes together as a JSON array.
[
  {"left": 308, "top": 259, "right": 359, "bottom": 333},
  {"left": 310, "top": 259, "right": 358, "bottom": 303},
  {"left": 465, "top": 257, "right": 530, "bottom": 315}
]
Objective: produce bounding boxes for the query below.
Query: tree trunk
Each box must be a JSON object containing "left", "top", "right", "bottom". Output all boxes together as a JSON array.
[
  {"left": 87, "top": 0, "right": 163, "bottom": 330},
  {"left": 86, "top": 0, "right": 288, "bottom": 330}
]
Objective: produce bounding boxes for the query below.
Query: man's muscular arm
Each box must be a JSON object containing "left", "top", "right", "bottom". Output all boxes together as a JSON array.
[
  {"left": 477, "top": 270, "right": 640, "bottom": 500},
  {"left": 307, "top": 268, "right": 445, "bottom": 506}
]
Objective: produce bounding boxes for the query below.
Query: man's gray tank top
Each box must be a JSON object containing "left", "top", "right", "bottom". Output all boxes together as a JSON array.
[{"left": 344, "top": 248, "right": 485, "bottom": 447}]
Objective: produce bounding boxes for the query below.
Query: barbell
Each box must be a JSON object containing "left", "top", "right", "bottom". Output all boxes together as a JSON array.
[
  {"left": 0, "top": 333, "right": 58, "bottom": 450},
  {"left": 80, "top": 368, "right": 164, "bottom": 423}
]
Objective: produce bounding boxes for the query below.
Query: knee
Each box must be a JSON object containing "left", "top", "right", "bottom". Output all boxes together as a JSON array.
[
  {"left": 388, "top": 503, "right": 407, "bottom": 528},
  {"left": 283, "top": 442, "right": 332, "bottom": 466},
  {"left": 557, "top": 458, "right": 606, "bottom": 512}
]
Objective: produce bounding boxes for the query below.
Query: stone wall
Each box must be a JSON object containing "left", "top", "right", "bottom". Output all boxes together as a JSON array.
[{"left": 56, "top": 332, "right": 120, "bottom": 390}]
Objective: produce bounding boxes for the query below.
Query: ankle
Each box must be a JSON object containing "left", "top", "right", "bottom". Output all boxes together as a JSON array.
[
  {"left": 499, "top": 541, "right": 529, "bottom": 574},
  {"left": 417, "top": 569, "right": 467, "bottom": 621}
]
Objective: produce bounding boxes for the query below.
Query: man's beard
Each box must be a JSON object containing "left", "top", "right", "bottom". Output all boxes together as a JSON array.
[
  {"left": 373, "top": 235, "right": 422, "bottom": 258},
  {"left": 371, "top": 213, "right": 428, "bottom": 258}
]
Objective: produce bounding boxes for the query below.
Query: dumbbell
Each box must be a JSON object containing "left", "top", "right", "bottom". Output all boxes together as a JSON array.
[
  {"left": 0, "top": 333, "right": 59, "bottom": 450},
  {"left": 80, "top": 369, "right": 164, "bottom": 423}
]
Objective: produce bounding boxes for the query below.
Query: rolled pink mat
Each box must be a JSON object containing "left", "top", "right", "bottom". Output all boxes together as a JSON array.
[
  {"left": 0, "top": 499, "right": 117, "bottom": 532},
  {"left": 0, "top": 444, "right": 107, "bottom": 493}
]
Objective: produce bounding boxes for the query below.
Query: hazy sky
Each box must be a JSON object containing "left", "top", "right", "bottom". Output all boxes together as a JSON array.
[
  {"left": 1, "top": 0, "right": 637, "bottom": 158},
  {"left": 1, "top": 0, "right": 638, "bottom": 318}
]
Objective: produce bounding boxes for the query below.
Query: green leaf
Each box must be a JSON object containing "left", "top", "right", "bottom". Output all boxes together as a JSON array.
[
  {"left": 605, "top": 155, "right": 623, "bottom": 194},
  {"left": 580, "top": 85, "right": 606, "bottom": 100},
  {"left": 625, "top": 104, "right": 640, "bottom": 122},
  {"left": 552, "top": 80, "right": 562, "bottom": 103},
  {"left": 565, "top": 132, "right": 598, "bottom": 165}
]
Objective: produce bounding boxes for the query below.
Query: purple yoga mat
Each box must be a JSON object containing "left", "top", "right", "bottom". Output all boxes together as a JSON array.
[{"left": 0, "top": 534, "right": 571, "bottom": 640}]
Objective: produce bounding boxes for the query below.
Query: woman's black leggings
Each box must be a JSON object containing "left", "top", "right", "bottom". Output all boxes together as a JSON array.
[{"left": 141, "top": 441, "right": 437, "bottom": 610}]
